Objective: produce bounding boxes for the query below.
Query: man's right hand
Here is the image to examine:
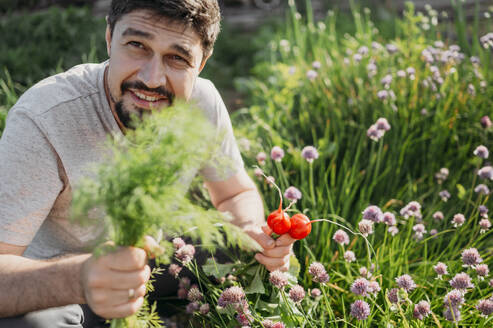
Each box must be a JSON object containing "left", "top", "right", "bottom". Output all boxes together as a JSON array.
[{"left": 80, "top": 246, "right": 151, "bottom": 319}]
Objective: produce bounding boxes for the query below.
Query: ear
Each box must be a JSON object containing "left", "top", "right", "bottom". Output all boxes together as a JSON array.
[
  {"left": 105, "top": 23, "right": 112, "bottom": 58},
  {"left": 198, "top": 52, "right": 211, "bottom": 74}
]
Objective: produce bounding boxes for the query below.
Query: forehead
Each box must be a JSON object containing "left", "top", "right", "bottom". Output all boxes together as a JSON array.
[{"left": 115, "top": 10, "right": 203, "bottom": 51}]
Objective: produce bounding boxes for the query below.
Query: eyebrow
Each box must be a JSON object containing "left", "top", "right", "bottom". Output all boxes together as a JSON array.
[
  {"left": 171, "top": 44, "right": 193, "bottom": 62},
  {"left": 122, "top": 27, "right": 154, "bottom": 39}
]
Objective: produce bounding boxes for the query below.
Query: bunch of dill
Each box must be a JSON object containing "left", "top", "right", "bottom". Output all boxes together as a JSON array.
[{"left": 71, "top": 102, "right": 257, "bottom": 327}]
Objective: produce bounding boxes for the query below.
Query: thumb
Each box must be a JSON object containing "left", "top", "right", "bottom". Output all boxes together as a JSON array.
[{"left": 142, "top": 235, "right": 165, "bottom": 259}]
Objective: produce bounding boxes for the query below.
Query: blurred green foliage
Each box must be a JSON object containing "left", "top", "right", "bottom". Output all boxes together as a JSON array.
[{"left": 0, "top": 6, "right": 107, "bottom": 86}]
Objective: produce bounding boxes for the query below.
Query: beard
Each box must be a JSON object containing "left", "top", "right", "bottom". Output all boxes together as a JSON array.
[{"left": 115, "top": 80, "right": 175, "bottom": 129}]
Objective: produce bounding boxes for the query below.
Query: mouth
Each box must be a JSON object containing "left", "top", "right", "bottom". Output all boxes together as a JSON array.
[{"left": 128, "top": 89, "right": 170, "bottom": 110}]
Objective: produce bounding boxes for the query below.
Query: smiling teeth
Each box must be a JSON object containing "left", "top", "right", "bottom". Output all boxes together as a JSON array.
[{"left": 134, "top": 92, "right": 162, "bottom": 102}]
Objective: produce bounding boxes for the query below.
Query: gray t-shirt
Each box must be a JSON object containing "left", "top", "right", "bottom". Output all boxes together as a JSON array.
[{"left": 0, "top": 62, "right": 243, "bottom": 259}]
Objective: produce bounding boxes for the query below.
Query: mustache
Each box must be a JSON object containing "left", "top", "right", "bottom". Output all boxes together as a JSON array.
[{"left": 121, "top": 81, "right": 175, "bottom": 102}]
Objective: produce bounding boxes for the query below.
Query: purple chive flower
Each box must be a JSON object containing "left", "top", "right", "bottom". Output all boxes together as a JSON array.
[
  {"left": 186, "top": 301, "right": 200, "bottom": 313},
  {"left": 359, "top": 266, "right": 370, "bottom": 278},
  {"left": 310, "top": 288, "right": 321, "bottom": 297},
  {"left": 306, "top": 70, "right": 318, "bottom": 81},
  {"left": 168, "top": 264, "right": 182, "bottom": 278},
  {"left": 266, "top": 176, "right": 275, "bottom": 186},
  {"left": 435, "top": 167, "right": 449, "bottom": 183},
  {"left": 395, "top": 274, "right": 417, "bottom": 292},
  {"left": 413, "top": 224, "right": 427, "bottom": 240},
  {"left": 480, "top": 115, "right": 492, "bottom": 129},
  {"left": 177, "top": 287, "right": 188, "bottom": 299},
  {"left": 383, "top": 212, "right": 396, "bottom": 226},
  {"left": 179, "top": 277, "right": 191, "bottom": 289},
  {"left": 444, "top": 290, "right": 465, "bottom": 308},
  {"left": 452, "top": 214, "right": 466, "bottom": 227},
  {"left": 236, "top": 312, "right": 253, "bottom": 326},
  {"left": 450, "top": 273, "right": 474, "bottom": 291},
  {"left": 439, "top": 190, "right": 451, "bottom": 201},
  {"left": 254, "top": 167, "right": 263, "bottom": 178},
  {"left": 350, "top": 300, "right": 371, "bottom": 320},
  {"left": 172, "top": 237, "right": 186, "bottom": 250},
  {"left": 358, "top": 46, "right": 369, "bottom": 55},
  {"left": 367, "top": 124, "right": 384, "bottom": 141},
  {"left": 386, "top": 44, "right": 399, "bottom": 54},
  {"left": 421, "top": 108, "right": 428, "bottom": 116},
  {"left": 333, "top": 229, "right": 350, "bottom": 245},
  {"left": 397, "top": 70, "right": 406, "bottom": 78},
  {"left": 187, "top": 286, "right": 203, "bottom": 302},
  {"left": 256, "top": 151, "right": 267, "bottom": 165},
  {"left": 462, "top": 248, "right": 483, "bottom": 267},
  {"left": 344, "top": 250, "right": 356, "bottom": 263},
  {"left": 478, "top": 166, "right": 493, "bottom": 180},
  {"left": 444, "top": 306, "right": 461, "bottom": 322},
  {"left": 351, "top": 278, "right": 370, "bottom": 296},
  {"left": 175, "top": 244, "right": 196, "bottom": 264},
  {"left": 433, "top": 211, "right": 444, "bottom": 221},
  {"left": 270, "top": 146, "right": 285, "bottom": 162},
  {"left": 474, "top": 184, "right": 490, "bottom": 195},
  {"left": 475, "top": 264, "right": 489, "bottom": 278},
  {"left": 289, "top": 285, "right": 306, "bottom": 303},
  {"left": 473, "top": 145, "right": 489, "bottom": 159},
  {"left": 400, "top": 201, "right": 422, "bottom": 219},
  {"left": 312, "top": 61, "right": 321, "bottom": 69},
  {"left": 284, "top": 186, "right": 302, "bottom": 201},
  {"left": 269, "top": 270, "right": 288, "bottom": 289},
  {"left": 479, "top": 205, "right": 489, "bottom": 218},
  {"left": 430, "top": 229, "right": 438, "bottom": 236},
  {"left": 477, "top": 299, "right": 493, "bottom": 316},
  {"left": 377, "top": 90, "right": 389, "bottom": 100},
  {"left": 387, "top": 288, "right": 400, "bottom": 304},
  {"left": 353, "top": 53, "right": 363, "bottom": 62},
  {"left": 199, "top": 303, "right": 210, "bottom": 315},
  {"left": 413, "top": 300, "right": 431, "bottom": 320},
  {"left": 388, "top": 226, "right": 399, "bottom": 236},
  {"left": 301, "top": 146, "right": 319, "bottom": 163},
  {"left": 362, "top": 205, "right": 384, "bottom": 223},
  {"left": 381, "top": 74, "right": 393, "bottom": 86},
  {"left": 406, "top": 67, "right": 416, "bottom": 76},
  {"left": 358, "top": 219, "right": 374, "bottom": 237},
  {"left": 368, "top": 281, "right": 381, "bottom": 296},
  {"left": 434, "top": 262, "right": 448, "bottom": 277},
  {"left": 479, "top": 219, "right": 491, "bottom": 233},
  {"left": 217, "top": 286, "right": 246, "bottom": 307},
  {"left": 309, "top": 262, "right": 330, "bottom": 283}
]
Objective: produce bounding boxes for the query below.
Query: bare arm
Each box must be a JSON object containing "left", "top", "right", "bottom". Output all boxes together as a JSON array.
[{"left": 0, "top": 242, "right": 89, "bottom": 317}]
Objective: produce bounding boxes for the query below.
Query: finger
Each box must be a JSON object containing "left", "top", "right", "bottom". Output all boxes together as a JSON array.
[
  {"left": 254, "top": 253, "right": 286, "bottom": 271},
  {"left": 93, "top": 265, "right": 151, "bottom": 289},
  {"left": 142, "top": 235, "right": 164, "bottom": 259},
  {"left": 262, "top": 225, "right": 273, "bottom": 236},
  {"left": 275, "top": 233, "right": 297, "bottom": 247},
  {"left": 91, "top": 283, "right": 147, "bottom": 307},
  {"left": 262, "top": 245, "right": 292, "bottom": 258},
  {"left": 109, "top": 283, "right": 148, "bottom": 307},
  {"left": 246, "top": 229, "right": 275, "bottom": 249},
  {"left": 101, "top": 247, "right": 148, "bottom": 271},
  {"left": 100, "top": 296, "right": 145, "bottom": 319}
]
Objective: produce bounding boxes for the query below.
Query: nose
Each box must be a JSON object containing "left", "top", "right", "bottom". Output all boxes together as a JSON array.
[{"left": 137, "top": 56, "right": 167, "bottom": 90}]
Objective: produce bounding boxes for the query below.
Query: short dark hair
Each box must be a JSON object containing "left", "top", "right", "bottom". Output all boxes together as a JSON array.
[{"left": 108, "top": 0, "right": 221, "bottom": 57}]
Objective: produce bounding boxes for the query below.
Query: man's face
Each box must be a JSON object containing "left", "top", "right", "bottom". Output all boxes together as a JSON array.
[{"left": 105, "top": 10, "right": 208, "bottom": 127}]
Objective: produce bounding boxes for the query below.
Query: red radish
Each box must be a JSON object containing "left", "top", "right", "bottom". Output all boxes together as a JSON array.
[
  {"left": 255, "top": 166, "right": 291, "bottom": 234},
  {"left": 289, "top": 214, "right": 312, "bottom": 240},
  {"left": 267, "top": 200, "right": 291, "bottom": 235}
]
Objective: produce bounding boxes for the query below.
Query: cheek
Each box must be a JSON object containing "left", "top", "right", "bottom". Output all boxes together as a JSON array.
[{"left": 167, "top": 69, "right": 199, "bottom": 99}]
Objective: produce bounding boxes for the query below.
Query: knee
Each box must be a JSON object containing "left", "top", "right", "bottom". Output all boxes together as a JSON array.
[{"left": 0, "top": 305, "right": 84, "bottom": 328}]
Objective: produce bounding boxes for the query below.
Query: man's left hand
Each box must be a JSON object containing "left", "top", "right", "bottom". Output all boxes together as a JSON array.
[{"left": 245, "top": 225, "right": 296, "bottom": 272}]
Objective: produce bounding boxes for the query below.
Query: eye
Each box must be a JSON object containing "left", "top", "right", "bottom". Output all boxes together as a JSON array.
[
  {"left": 171, "top": 55, "right": 187, "bottom": 62},
  {"left": 127, "top": 41, "right": 145, "bottom": 49}
]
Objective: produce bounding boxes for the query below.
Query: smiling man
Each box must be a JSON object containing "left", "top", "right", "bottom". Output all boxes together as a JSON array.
[{"left": 0, "top": 1, "right": 295, "bottom": 327}]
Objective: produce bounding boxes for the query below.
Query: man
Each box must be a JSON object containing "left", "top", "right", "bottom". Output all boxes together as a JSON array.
[{"left": 0, "top": 1, "right": 295, "bottom": 326}]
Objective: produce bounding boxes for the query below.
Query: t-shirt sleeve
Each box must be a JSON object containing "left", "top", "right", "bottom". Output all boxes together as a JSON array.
[
  {"left": 0, "top": 108, "right": 63, "bottom": 246},
  {"left": 198, "top": 81, "right": 244, "bottom": 182}
]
